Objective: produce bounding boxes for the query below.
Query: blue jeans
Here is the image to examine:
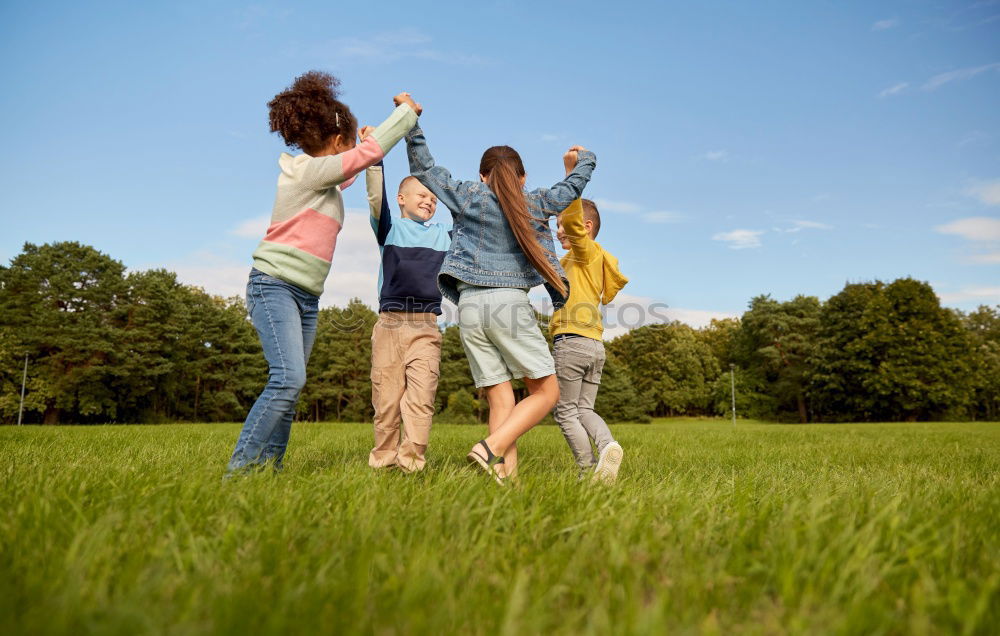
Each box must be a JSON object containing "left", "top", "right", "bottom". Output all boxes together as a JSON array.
[{"left": 227, "top": 269, "right": 319, "bottom": 473}]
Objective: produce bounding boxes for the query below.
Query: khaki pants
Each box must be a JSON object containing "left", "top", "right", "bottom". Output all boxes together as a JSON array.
[{"left": 369, "top": 312, "right": 442, "bottom": 471}]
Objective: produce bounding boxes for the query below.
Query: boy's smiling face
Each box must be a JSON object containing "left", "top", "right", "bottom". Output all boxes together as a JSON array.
[
  {"left": 397, "top": 177, "right": 437, "bottom": 222},
  {"left": 556, "top": 218, "right": 571, "bottom": 250}
]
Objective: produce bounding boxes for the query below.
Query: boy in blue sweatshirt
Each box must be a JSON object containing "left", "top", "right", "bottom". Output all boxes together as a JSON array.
[{"left": 364, "top": 135, "right": 450, "bottom": 472}]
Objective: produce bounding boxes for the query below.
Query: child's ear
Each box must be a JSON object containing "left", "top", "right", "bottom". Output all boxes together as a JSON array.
[
  {"left": 336, "top": 133, "right": 355, "bottom": 151},
  {"left": 479, "top": 174, "right": 487, "bottom": 183}
]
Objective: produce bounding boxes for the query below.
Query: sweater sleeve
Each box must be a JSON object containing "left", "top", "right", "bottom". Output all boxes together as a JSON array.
[
  {"left": 366, "top": 162, "right": 392, "bottom": 246},
  {"left": 559, "top": 199, "right": 597, "bottom": 264},
  {"left": 406, "top": 126, "right": 474, "bottom": 219},
  {"left": 296, "top": 104, "right": 419, "bottom": 191},
  {"left": 533, "top": 150, "right": 597, "bottom": 217}
]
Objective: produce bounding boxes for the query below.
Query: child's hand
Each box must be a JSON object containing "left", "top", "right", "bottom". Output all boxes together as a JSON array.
[
  {"left": 393, "top": 92, "right": 423, "bottom": 116},
  {"left": 358, "top": 126, "right": 376, "bottom": 142},
  {"left": 563, "top": 145, "right": 587, "bottom": 176}
]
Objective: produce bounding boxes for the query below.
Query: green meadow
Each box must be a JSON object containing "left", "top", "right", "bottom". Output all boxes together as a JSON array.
[{"left": 2, "top": 420, "right": 998, "bottom": 635}]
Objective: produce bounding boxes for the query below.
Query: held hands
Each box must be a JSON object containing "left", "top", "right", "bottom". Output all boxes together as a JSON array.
[
  {"left": 563, "top": 145, "right": 587, "bottom": 176},
  {"left": 358, "top": 126, "right": 376, "bottom": 143},
  {"left": 393, "top": 92, "right": 423, "bottom": 116}
]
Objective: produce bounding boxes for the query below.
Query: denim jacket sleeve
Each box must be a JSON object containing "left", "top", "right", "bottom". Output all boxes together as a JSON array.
[
  {"left": 406, "top": 126, "right": 474, "bottom": 217},
  {"left": 532, "top": 150, "right": 597, "bottom": 217}
]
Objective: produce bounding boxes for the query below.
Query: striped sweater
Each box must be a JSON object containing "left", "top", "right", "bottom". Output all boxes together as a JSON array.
[{"left": 251, "top": 103, "right": 419, "bottom": 296}]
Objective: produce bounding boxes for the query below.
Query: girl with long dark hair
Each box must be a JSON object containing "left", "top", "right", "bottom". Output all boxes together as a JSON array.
[{"left": 406, "top": 124, "right": 595, "bottom": 484}]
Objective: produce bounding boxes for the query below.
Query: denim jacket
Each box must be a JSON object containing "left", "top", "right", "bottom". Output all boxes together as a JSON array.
[{"left": 405, "top": 126, "right": 596, "bottom": 310}]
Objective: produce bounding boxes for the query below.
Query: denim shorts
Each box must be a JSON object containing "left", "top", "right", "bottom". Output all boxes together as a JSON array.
[{"left": 456, "top": 283, "right": 555, "bottom": 388}]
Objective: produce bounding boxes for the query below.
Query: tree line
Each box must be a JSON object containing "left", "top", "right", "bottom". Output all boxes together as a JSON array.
[{"left": 1, "top": 242, "right": 997, "bottom": 424}]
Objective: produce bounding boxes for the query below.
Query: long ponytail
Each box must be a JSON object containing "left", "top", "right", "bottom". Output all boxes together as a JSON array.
[{"left": 480, "top": 146, "right": 567, "bottom": 298}]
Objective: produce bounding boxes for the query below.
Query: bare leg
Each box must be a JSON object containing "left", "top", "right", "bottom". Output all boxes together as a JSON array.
[
  {"left": 484, "top": 382, "right": 516, "bottom": 477},
  {"left": 482, "top": 375, "right": 559, "bottom": 460}
]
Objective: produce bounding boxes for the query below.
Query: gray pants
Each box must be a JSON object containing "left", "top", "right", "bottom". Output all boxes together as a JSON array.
[{"left": 553, "top": 337, "right": 615, "bottom": 469}]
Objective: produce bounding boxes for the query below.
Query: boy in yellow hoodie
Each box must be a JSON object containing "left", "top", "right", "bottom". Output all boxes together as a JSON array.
[{"left": 550, "top": 147, "right": 629, "bottom": 483}]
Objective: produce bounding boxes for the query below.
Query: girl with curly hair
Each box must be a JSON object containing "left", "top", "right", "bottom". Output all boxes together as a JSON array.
[{"left": 227, "top": 71, "right": 421, "bottom": 474}]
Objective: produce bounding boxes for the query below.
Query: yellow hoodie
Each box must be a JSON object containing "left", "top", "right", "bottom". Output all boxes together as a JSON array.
[{"left": 550, "top": 199, "right": 629, "bottom": 340}]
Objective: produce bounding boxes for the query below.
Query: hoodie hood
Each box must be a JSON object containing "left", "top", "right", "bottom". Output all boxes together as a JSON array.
[{"left": 596, "top": 243, "right": 629, "bottom": 304}]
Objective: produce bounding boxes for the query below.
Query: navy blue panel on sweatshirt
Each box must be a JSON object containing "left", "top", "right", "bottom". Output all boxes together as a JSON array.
[{"left": 379, "top": 244, "right": 446, "bottom": 314}]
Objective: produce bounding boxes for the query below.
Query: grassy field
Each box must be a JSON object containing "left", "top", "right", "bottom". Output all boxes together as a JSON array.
[{"left": 1, "top": 420, "right": 998, "bottom": 635}]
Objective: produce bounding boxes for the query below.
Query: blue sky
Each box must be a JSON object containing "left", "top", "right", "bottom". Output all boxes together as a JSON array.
[{"left": 1, "top": 0, "right": 998, "bottom": 332}]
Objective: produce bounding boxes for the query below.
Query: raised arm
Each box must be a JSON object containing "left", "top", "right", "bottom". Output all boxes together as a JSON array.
[
  {"left": 365, "top": 161, "right": 392, "bottom": 246},
  {"left": 559, "top": 198, "right": 597, "bottom": 264},
  {"left": 297, "top": 102, "right": 419, "bottom": 191},
  {"left": 534, "top": 148, "right": 597, "bottom": 216},
  {"left": 406, "top": 126, "right": 472, "bottom": 217}
]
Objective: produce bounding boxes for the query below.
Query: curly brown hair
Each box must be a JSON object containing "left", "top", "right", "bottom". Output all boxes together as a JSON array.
[{"left": 267, "top": 71, "right": 357, "bottom": 155}]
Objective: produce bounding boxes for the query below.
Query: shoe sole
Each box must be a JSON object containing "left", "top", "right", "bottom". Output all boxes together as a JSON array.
[
  {"left": 466, "top": 451, "right": 506, "bottom": 486},
  {"left": 593, "top": 444, "right": 623, "bottom": 484}
]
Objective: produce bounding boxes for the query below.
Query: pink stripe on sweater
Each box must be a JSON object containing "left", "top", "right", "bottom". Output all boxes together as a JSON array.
[
  {"left": 262, "top": 208, "right": 342, "bottom": 262},
  {"left": 339, "top": 137, "right": 384, "bottom": 180}
]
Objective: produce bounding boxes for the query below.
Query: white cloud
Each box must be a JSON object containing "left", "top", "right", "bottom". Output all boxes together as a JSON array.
[
  {"left": 971, "top": 252, "right": 1000, "bottom": 264},
  {"left": 938, "top": 286, "right": 1000, "bottom": 304},
  {"left": 773, "top": 219, "right": 832, "bottom": 233},
  {"left": 967, "top": 179, "right": 1000, "bottom": 206},
  {"left": 230, "top": 215, "right": 270, "bottom": 239},
  {"left": 935, "top": 215, "right": 1000, "bottom": 266},
  {"left": 935, "top": 217, "right": 1000, "bottom": 241},
  {"left": 872, "top": 18, "right": 899, "bottom": 31},
  {"left": 520, "top": 290, "right": 737, "bottom": 339},
  {"left": 592, "top": 198, "right": 641, "bottom": 214},
  {"left": 319, "top": 29, "right": 486, "bottom": 66},
  {"left": 167, "top": 252, "right": 254, "bottom": 300},
  {"left": 878, "top": 82, "right": 909, "bottom": 98},
  {"left": 591, "top": 198, "right": 687, "bottom": 224},
  {"left": 712, "top": 229, "right": 764, "bottom": 249},
  {"left": 642, "top": 211, "right": 684, "bottom": 223},
  {"left": 600, "top": 293, "right": 739, "bottom": 339},
  {"left": 922, "top": 62, "right": 1000, "bottom": 90},
  {"left": 790, "top": 219, "right": 833, "bottom": 231},
  {"left": 702, "top": 150, "right": 729, "bottom": 162},
  {"left": 958, "top": 130, "right": 991, "bottom": 147},
  {"left": 662, "top": 307, "right": 740, "bottom": 330}
]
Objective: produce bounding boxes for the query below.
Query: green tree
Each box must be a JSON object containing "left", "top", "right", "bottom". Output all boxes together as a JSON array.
[
  {"left": 0, "top": 242, "right": 128, "bottom": 424},
  {"left": 733, "top": 295, "right": 820, "bottom": 422},
  {"left": 697, "top": 318, "right": 740, "bottom": 367},
  {"left": 111, "top": 269, "right": 188, "bottom": 421},
  {"left": 593, "top": 352, "right": 653, "bottom": 422},
  {"left": 438, "top": 389, "right": 480, "bottom": 424},
  {"left": 960, "top": 305, "right": 1000, "bottom": 421},
  {"left": 708, "top": 366, "right": 776, "bottom": 419},
  {"left": 435, "top": 325, "right": 479, "bottom": 418},
  {"left": 811, "top": 278, "right": 973, "bottom": 421},
  {"left": 302, "top": 300, "right": 379, "bottom": 421},
  {"left": 608, "top": 323, "right": 719, "bottom": 416},
  {"left": 174, "top": 287, "right": 265, "bottom": 422}
]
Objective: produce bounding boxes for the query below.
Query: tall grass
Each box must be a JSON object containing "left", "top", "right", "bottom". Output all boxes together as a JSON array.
[{"left": 1, "top": 421, "right": 997, "bottom": 634}]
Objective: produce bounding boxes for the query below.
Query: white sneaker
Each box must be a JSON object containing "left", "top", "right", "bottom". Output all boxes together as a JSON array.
[{"left": 593, "top": 442, "right": 623, "bottom": 484}]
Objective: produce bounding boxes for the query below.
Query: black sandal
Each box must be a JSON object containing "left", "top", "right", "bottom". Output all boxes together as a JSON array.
[{"left": 466, "top": 440, "right": 506, "bottom": 486}]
